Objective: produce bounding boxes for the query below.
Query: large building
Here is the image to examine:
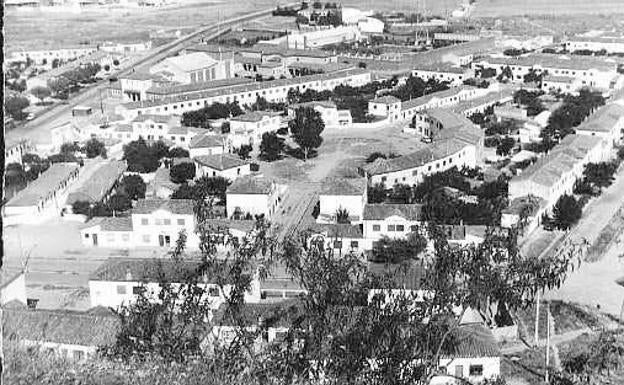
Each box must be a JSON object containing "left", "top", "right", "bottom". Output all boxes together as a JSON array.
[
  {"left": 411, "top": 63, "right": 475, "bottom": 87},
  {"left": 149, "top": 52, "right": 234, "bottom": 85},
  {"left": 194, "top": 153, "right": 251, "bottom": 180},
  {"left": 575, "top": 103, "right": 624, "bottom": 146},
  {"left": 565, "top": 35, "right": 624, "bottom": 54},
  {"left": 317, "top": 178, "right": 367, "bottom": 224}
]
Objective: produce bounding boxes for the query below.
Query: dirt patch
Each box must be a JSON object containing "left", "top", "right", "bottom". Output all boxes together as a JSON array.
[{"left": 585, "top": 207, "right": 624, "bottom": 262}]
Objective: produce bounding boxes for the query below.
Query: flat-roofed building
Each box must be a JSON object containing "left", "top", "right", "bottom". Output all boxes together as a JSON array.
[
  {"left": 411, "top": 63, "right": 475, "bottom": 86},
  {"left": 3, "top": 163, "right": 80, "bottom": 224}
]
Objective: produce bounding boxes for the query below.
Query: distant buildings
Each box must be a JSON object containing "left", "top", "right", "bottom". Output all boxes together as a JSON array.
[
  {"left": 411, "top": 63, "right": 475, "bottom": 87},
  {"left": 5, "top": 139, "right": 34, "bottom": 167},
  {"left": 565, "top": 35, "right": 624, "bottom": 54},
  {"left": 8, "top": 45, "right": 98, "bottom": 65},
  {"left": 194, "top": 153, "right": 251, "bottom": 180},
  {"left": 261, "top": 26, "right": 362, "bottom": 50}
]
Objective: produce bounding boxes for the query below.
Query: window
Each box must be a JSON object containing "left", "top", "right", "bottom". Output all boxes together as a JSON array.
[
  {"left": 208, "top": 287, "right": 220, "bottom": 297},
  {"left": 333, "top": 240, "right": 342, "bottom": 249},
  {"left": 164, "top": 219, "right": 171, "bottom": 225},
  {"left": 372, "top": 224, "right": 381, "bottom": 231},
  {"left": 84, "top": 233, "right": 89, "bottom": 238},
  {"left": 132, "top": 286, "right": 143, "bottom": 295},
  {"left": 350, "top": 241, "right": 359, "bottom": 248},
  {"left": 387, "top": 225, "right": 396, "bottom": 231},
  {"left": 469, "top": 365, "right": 483, "bottom": 376},
  {"left": 142, "top": 234, "right": 150, "bottom": 243},
  {"left": 73, "top": 350, "right": 84, "bottom": 361},
  {"left": 412, "top": 170, "right": 418, "bottom": 176},
  {"left": 396, "top": 225, "right": 405, "bottom": 232},
  {"left": 116, "top": 285, "right": 127, "bottom": 295},
  {"left": 141, "top": 218, "right": 148, "bottom": 225},
  {"left": 177, "top": 218, "right": 185, "bottom": 225},
  {"left": 122, "top": 233, "right": 130, "bottom": 242}
]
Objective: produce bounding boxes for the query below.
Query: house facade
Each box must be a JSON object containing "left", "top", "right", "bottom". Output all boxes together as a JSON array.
[
  {"left": 229, "top": 111, "right": 282, "bottom": 148},
  {"left": 565, "top": 35, "right": 624, "bottom": 54},
  {"left": 189, "top": 134, "right": 226, "bottom": 158},
  {"left": 226, "top": 177, "right": 286, "bottom": 219},
  {"left": 317, "top": 178, "right": 367, "bottom": 223},
  {"left": 194, "top": 153, "right": 251, "bottom": 180},
  {"left": 361, "top": 204, "right": 424, "bottom": 250},
  {"left": 575, "top": 103, "right": 624, "bottom": 146},
  {"left": 411, "top": 65, "right": 475, "bottom": 87}
]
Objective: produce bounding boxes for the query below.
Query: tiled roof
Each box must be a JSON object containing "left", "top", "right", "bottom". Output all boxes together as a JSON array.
[
  {"left": 231, "top": 111, "right": 279, "bottom": 123},
  {"left": 132, "top": 198, "right": 195, "bottom": 215},
  {"left": 167, "top": 126, "right": 204, "bottom": 135},
  {"left": 67, "top": 161, "right": 127, "bottom": 204},
  {"left": 81, "top": 216, "right": 133, "bottom": 232},
  {"left": 401, "top": 86, "right": 475, "bottom": 111},
  {"left": 189, "top": 134, "right": 224, "bottom": 149},
  {"left": 444, "top": 324, "right": 500, "bottom": 358},
  {"left": 371, "top": 95, "right": 401, "bottom": 105},
  {"left": 212, "top": 300, "right": 303, "bottom": 328},
  {"left": 227, "top": 177, "right": 274, "bottom": 195},
  {"left": 450, "top": 88, "right": 515, "bottom": 114},
  {"left": 320, "top": 177, "right": 366, "bottom": 196},
  {"left": 193, "top": 153, "right": 249, "bottom": 171},
  {"left": 291, "top": 100, "right": 337, "bottom": 110},
  {"left": 428, "top": 109, "right": 484, "bottom": 146},
  {"left": 146, "top": 77, "right": 253, "bottom": 96},
  {"left": 90, "top": 257, "right": 212, "bottom": 282},
  {"left": 478, "top": 53, "right": 617, "bottom": 72},
  {"left": 131, "top": 114, "right": 178, "bottom": 124},
  {"left": 121, "top": 69, "right": 369, "bottom": 110},
  {"left": 310, "top": 223, "right": 363, "bottom": 239},
  {"left": 157, "top": 52, "right": 217, "bottom": 72},
  {"left": 363, "top": 204, "right": 423, "bottom": 221},
  {"left": 543, "top": 75, "right": 577, "bottom": 83},
  {"left": 6, "top": 163, "right": 79, "bottom": 207},
  {"left": 576, "top": 104, "right": 624, "bottom": 133},
  {"left": 3, "top": 307, "right": 120, "bottom": 347}
]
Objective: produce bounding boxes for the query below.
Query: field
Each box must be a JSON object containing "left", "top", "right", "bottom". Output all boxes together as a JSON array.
[{"left": 4, "top": 0, "right": 277, "bottom": 52}]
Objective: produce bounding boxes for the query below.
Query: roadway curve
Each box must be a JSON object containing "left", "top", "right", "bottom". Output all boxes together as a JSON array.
[{"left": 6, "top": 4, "right": 296, "bottom": 147}]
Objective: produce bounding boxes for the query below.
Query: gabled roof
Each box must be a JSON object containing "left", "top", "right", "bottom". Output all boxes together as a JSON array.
[
  {"left": 231, "top": 111, "right": 279, "bottom": 123},
  {"left": 6, "top": 163, "right": 79, "bottom": 207},
  {"left": 67, "top": 161, "right": 127, "bottom": 204},
  {"left": 371, "top": 95, "right": 401, "bottom": 105},
  {"left": 3, "top": 307, "right": 120, "bottom": 347},
  {"left": 401, "top": 86, "right": 475, "bottom": 111},
  {"left": 290, "top": 100, "right": 338, "bottom": 110},
  {"left": 90, "top": 257, "right": 208, "bottom": 282},
  {"left": 576, "top": 103, "right": 624, "bottom": 133},
  {"left": 189, "top": 134, "right": 224, "bottom": 149},
  {"left": 81, "top": 216, "right": 133, "bottom": 232},
  {"left": 193, "top": 153, "right": 249, "bottom": 171},
  {"left": 320, "top": 178, "right": 367, "bottom": 196},
  {"left": 132, "top": 198, "right": 195, "bottom": 215},
  {"left": 227, "top": 177, "right": 274, "bottom": 195},
  {"left": 444, "top": 324, "right": 500, "bottom": 358},
  {"left": 363, "top": 204, "right": 423, "bottom": 221}
]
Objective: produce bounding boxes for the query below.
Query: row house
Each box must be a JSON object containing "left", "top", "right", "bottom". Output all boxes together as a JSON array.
[
  {"left": 194, "top": 153, "right": 251, "bottom": 180},
  {"left": 144, "top": 77, "right": 253, "bottom": 101},
  {"left": 288, "top": 100, "right": 352, "bottom": 128},
  {"left": 229, "top": 111, "right": 282, "bottom": 149},
  {"left": 317, "top": 178, "right": 367, "bottom": 224},
  {"left": 88, "top": 257, "right": 261, "bottom": 311},
  {"left": 5, "top": 139, "right": 33, "bottom": 167},
  {"left": 473, "top": 54, "right": 619, "bottom": 90},
  {"left": 115, "top": 69, "right": 372, "bottom": 120},
  {"left": 66, "top": 160, "right": 127, "bottom": 209},
  {"left": 411, "top": 64, "right": 475, "bottom": 87},
  {"left": 3, "top": 162, "right": 80, "bottom": 225},
  {"left": 8, "top": 45, "right": 98, "bottom": 65},
  {"left": 226, "top": 176, "right": 287, "bottom": 220},
  {"left": 575, "top": 103, "right": 624, "bottom": 146},
  {"left": 541, "top": 75, "right": 584, "bottom": 95},
  {"left": 508, "top": 134, "right": 609, "bottom": 211},
  {"left": 564, "top": 35, "right": 624, "bottom": 54}
]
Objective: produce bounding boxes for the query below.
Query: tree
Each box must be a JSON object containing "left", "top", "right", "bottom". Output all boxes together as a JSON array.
[
  {"left": 5, "top": 163, "right": 28, "bottom": 190},
  {"left": 47, "top": 76, "right": 71, "bottom": 96},
  {"left": 336, "top": 208, "right": 350, "bottom": 224},
  {"left": 30, "top": 86, "right": 51, "bottom": 104},
  {"left": 544, "top": 89, "right": 605, "bottom": 141},
  {"left": 366, "top": 152, "right": 387, "bottom": 163},
  {"left": 289, "top": 106, "right": 325, "bottom": 160},
  {"left": 368, "top": 182, "right": 387, "bottom": 203},
  {"left": 71, "top": 200, "right": 92, "bottom": 216},
  {"left": 233, "top": 144, "right": 252, "bottom": 160},
  {"left": 168, "top": 147, "right": 190, "bottom": 158},
  {"left": 552, "top": 194, "right": 583, "bottom": 230},
  {"left": 582, "top": 162, "right": 618, "bottom": 189},
  {"left": 119, "top": 174, "right": 146, "bottom": 200},
  {"left": 170, "top": 162, "right": 196, "bottom": 184},
  {"left": 108, "top": 194, "right": 133, "bottom": 212},
  {"left": 84, "top": 138, "right": 107, "bottom": 158},
  {"left": 181, "top": 102, "right": 243, "bottom": 128},
  {"left": 388, "top": 183, "right": 413, "bottom": 203},
  {"left": 104, "top": 64, "right": 111, "bottom": 72},
  {"left": 497, "top": 66, "right": 513, "bottom": 82},
  {"left": 259, "top": 132, "right": 285, "bottom": 161},
  {"left": 371, "top": 232, "right": 427, "bottom": 263},
  {"left": 4, "top": 96, "right": 30, "bottom": 120},
  {"left": 123, "top": 138, "right": 168, "bottom": 173},
  {"left": 496, "top": 136, "right": 516, "bottom": 156}
]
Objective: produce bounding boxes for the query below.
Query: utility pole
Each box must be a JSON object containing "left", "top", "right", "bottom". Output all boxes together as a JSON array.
[
  {"left": 534, "top": 291, "right": 540, "bottom": 346},
  {"left": 545, "top": 300, "right": 551, "bottom": 384}
]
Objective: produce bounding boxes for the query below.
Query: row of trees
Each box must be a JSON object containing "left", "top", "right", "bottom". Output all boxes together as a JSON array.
[
  {"left": 47, "top": 62, "right": 102, "bottom": 99},
  {"left": 181, "top": 101, "right": 243, "bottom": 129},
  {"left": 72, "top": 174, "right": 146, "bottom": 217}
]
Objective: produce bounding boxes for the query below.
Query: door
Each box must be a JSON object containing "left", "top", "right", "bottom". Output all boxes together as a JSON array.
[
  {"left": 454, "top": 365, "right": 464, "bottom": 378},
  {"left": 92, "top": 234, "right": 98, "bottom": 246},
  {"left": 164, "top": 235, "right": 171, "bottom": 247},
  {"left": 158, "top": 235, "right": 164, "bottom": 247}
]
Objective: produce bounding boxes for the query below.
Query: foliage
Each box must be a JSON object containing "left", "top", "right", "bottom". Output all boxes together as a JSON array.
[
  {"left": 335, "top": 208, "right": 350, "bottom": 224},
  {"left": 367, "top": 182, "right": 387, "bottom": 203},
  {"left": 523, "top": 69, "right": 546, "bottom": 84},
  {"left": 389, "top": 75, "right": 450, "bottom": 102},
  {"left": 168, "top": 147, "right": 190, "bottom": 158},
  {"left": 496, "top": 136, "right": 516, "bottom": 156},
  {"left": 582, "top": 162, "right": 618, "bottom": 189},
  {"left": 259, "top": 132, "right": 285, "bottom": 161},
  {"left": 388, "top": 183, "right": 414, "bottom": 204},
  {"left": 371, "top": 232, "right": 427, "bottom": 263},
  {"left": 171, "top": 176, "right": 230, "bottom": 205},
  {"left": 119, "top": 174, "right": 146, "bottom": 200},
  {"left": 503, "top": 48, "right": 529, "bottom": 57},
  {"left": 108, "top": 194, "right": 133, "bottom": 212},
  {"left": 30, "top": 85, "right": 51, "bottom": 103},
  {"left": 4, "top": 95, "right": 30, "bottom": 120},
  {"left": 123, "top": 138, "right": 169, "bottom": 173},
  {"left": 543, "top": 89, "right": 605, "bottom": 142},
  {"left": 513, "top": 89, "right": 545, "bottom": 117},
  {"left": 233, "top": 144, "right": 253, "bottom": 160},
  {"left": 5, "top": 163, "right": 28, "bottom": 190},
  {"left": 84, "top": 138, "right": 107, "bottom": 158},
  {"left": 181, "top": 102, "right": 243, "bottom": 128},
  {"left": 289, "top": 106, "right": 325, "bottom": 160},
  {"left": 551, "top": 194, "right": 584, "bottom": 230},
  {"left": 170, "top": 162, "right": 197, "bottom": 184},
  {"left": 497, "top": 66, "right": 513, "bottom": 82},
  {"left": 366, "top": 152, "right": 387, "bottom": 163}
]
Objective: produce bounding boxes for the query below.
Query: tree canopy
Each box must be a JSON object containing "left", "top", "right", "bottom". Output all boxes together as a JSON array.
[
  {"left": 170, "top": 162, "right": 197, "bottom": 184},
  {"left": 123, "top": 138, "right": 169, "bottom": 173},
  {"left": 288, "top": 106, "right": 325, "bottom": 160},
  {"left": 259, "top": 132, "right": 285, "bottom": 161},
  {"left": 181, "top": 102, "right": 243, "bottom": 128}
]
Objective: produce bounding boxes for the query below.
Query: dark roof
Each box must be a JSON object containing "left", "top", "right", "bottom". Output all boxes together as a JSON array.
[
  {"left": 6, "top": 163, "right": 79, "bottom": 207},
  {"left": 371, "top": 95, "right": 401, "bottom": 105},
  {"left": 231, "top": 111, "right": 279, "bottom": 123},
  {"left": 320, "top": 177, "right": 366, "bottom": 196},
  {"left": 132, "top": 198, "right": 195, "bottom": 215},
  {"left": 90, "top": 257, "right": 207, "bottom": 282},
  {"left": 131, "top": 114, "right": 178, "bottom": 124},
  {"left": 193, "top": 153, "right": 249, "bottom": 171},
  {"left": 444, "top": 324, "right": 500, "bottom": 358},
  {"left": 310, "top": 223, "right": 364, "bottom": 239},
  {"left": 212, "top": 300, "right": 303, "bottom": 328},
  {"left": 81, "top": 216, "right": 133, "bottom": 232},
  {"left": 363, "top": 204, "right": 423, "bottom": 221},
  {"left": 3, "top": 307, "right": 120, "bottom": 347},
  {"left": 189, "top": 134, "right": 224, "bottom": 149},
  {"left": 66, "top": 161, "right": 127, "bottom": 204},
  {"left": 227, "top": 177, "right": 274, "bottom": 195}
]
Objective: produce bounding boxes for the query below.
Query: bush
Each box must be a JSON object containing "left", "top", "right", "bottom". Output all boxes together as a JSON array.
[
  {"left": 170, "top": 162, "right": 196, "bottom": 184},
  {"left": 551, "top": 194, "right": 583, "bottom": 230},
  {"left": 250, "top": 163, "right": 260, "bottom": 172},
  {"left": 371, "top": 232, "right": 427, "bottom": 263}
]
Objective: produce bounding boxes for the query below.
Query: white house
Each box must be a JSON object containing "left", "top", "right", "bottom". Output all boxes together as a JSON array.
[
  {"left": 288, "top": 100, "right": 352, "bottom": 128},
  {"left": 362, "top": 204, "right": 424, "bottom": 250},
  {"left": 575, "top": 103, "right": 624, "bottom": 146},
  {"left": 565, "top": 35, "right": 624, "bottom": 54},
  {"left": 541, "top": 75, "right": 584, "bottom": 95},
  {"left": 189, "top": 133, "right": 226, "bottom": 158},
  {"left": 1, "top": 269, "right": 27, "bottom": 305},
  {"left": 8, "top": 46, "right": 98, "bottom": 65},
  {"left": 118, "top": 71, "right": 171, "bottom": 102},
  {"left": 150, "top": 52, "right": 234, "bottom": 84},
  {"left": 3, "top": 163, "right": 80, "bottom": 225},
  {"left": 368, "top": 95, "right": 401, "bottom": 121},
  {"left": 88, "top": 257, "right": 261, "bottom": 310},
  {"left": 317, "top": 178, "right": 367, "bottom": 224},
  {"left": 520, "top": 110, "right": 550, "bottom": 144},
  {"left": 130, "top": 114, "right": 181, "bottom": 141},
  {"left": 411, "top": 64, "right": 475, "bottom": 87},
  {"left": 229, "top": 111, "right": 282, "bottom": 148},
  {"left": 3, "top": 305, "right": 120, "bottom": 361},
  {"left": 194, "top": 153, "right": 251, "bottom": 180},
  {"left": 308, "top": 223, "right": 366, "bottom": 256},
  {"left": 226, "top": 177, "right": 287, "bottom": 219}
]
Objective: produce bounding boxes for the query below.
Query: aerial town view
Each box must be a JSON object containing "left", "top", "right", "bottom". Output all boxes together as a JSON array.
[{"left": 3, "top": 0, "right": 624, "bottom": 383}]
